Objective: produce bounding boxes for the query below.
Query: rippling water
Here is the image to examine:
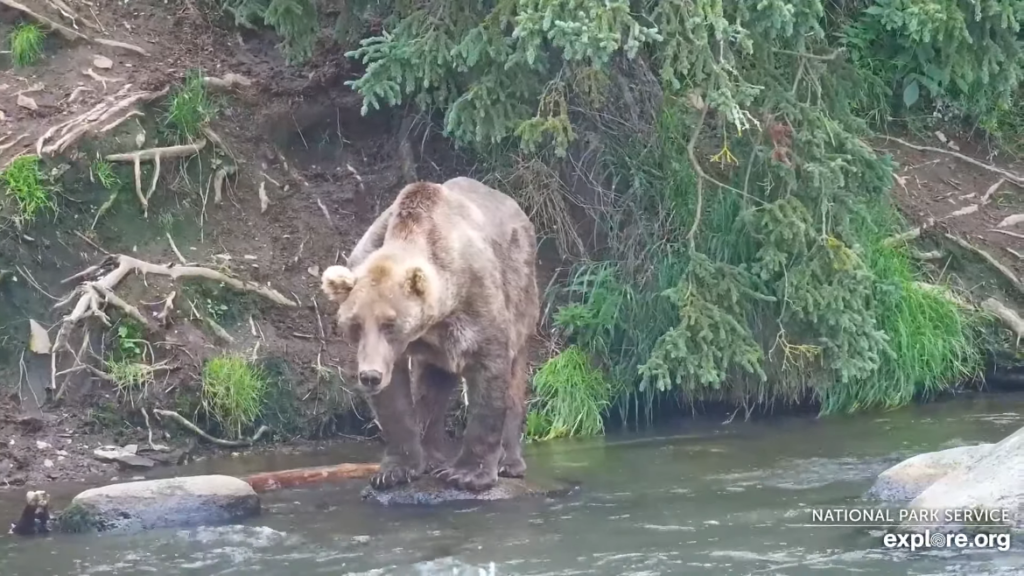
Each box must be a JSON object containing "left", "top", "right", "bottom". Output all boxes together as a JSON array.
[{"left": 2, "top": 392, "right": 1023, "bottom": 575}]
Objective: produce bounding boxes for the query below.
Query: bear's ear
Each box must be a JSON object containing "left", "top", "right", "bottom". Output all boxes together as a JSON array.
[
  {"left": 321, "top": 266, "right": 356, "bottom": 303},
  {"left": 404, "top": 266, "right": 430, "bottom": 299}
]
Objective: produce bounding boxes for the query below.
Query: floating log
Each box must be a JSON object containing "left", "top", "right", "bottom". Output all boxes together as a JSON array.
[{"left": 243, "top": 463, "right": 381, "bottom": 493}]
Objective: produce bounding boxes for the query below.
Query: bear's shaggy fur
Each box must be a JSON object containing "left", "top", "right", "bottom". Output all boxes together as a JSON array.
[{"left": 321, "top": 177, "right": 539, "bottom": 492}]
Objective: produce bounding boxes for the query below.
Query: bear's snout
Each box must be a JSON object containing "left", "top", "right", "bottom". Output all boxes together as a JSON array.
[{"left": 358, "top": 369, "right": 383, "bottom": 390}]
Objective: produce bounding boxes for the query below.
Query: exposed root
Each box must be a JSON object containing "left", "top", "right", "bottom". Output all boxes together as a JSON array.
[
  {"left": 91, "top": 186, "right": 118, "bottom": 229},
  {"left": 166, "top": 232, "right": 187, "bottom": 265},
  {"left": 883, "top": 218, "right": 935, "bottom": 248},
  {"left": 156, "top": 291, "right": 176, "bottom": 326},
  {"left": 981, "top": 298, "right": 1024, "bottom": 347},
  {"left": 0, "top": 0, "right": 87, "bottom": 41},
  {"left": 93, "top": 38, "right": 148, "bottom": 56},
  {"left": 203, "top": 73, "right": 252, "bottom": 91},
  {"left": 37, "top": 86, "right": 169, "bottom": 157},
  {"left": 49, "top": 254, "right": 296, "bottom": 398},
  {"left": 944, "top": 233, "right": 1024, "bottom": 296},
  {"left": 981, "top": 178, "right": 1006, "bottom": 205},
  {"left": 152, "top": 409, "right": 270, "bottom": 448},
  {"left": 212, "top": 165, "right": 236, "bottom": 204},
  {"left": 886, "top": 136, "right": 1024, "bottom": 187},
  {"left": 186, "top": 298, "right": 234, "bottom": 343},
  {"left": 105, "top": 139, "right": 206, "bottom": 218}
]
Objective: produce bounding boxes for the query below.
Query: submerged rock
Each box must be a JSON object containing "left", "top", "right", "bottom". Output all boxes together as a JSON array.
[
  {"left": 56, "top": 475, "right": 260, "bottom": 534},
  {"left": 902, "top": 426, "right": 1024, "bottom": 532},
  {"left": 865, "top": 444, "right": 992, "bottom": 502},
  {"left": 361, "top": 475, "right": 577, "bottom": 506}
]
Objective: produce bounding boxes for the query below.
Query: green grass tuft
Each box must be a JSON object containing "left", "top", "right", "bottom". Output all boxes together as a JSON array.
[
  {"left": 163, "top": 69, "right": 215, "bottom": 142},
  {"left": 8, "top": 23, "right": 44, "bottom": 67},
  {"left": 91, "top": 159, "right": 120, "bottom": 190},
  {"left": 526, "top": 345, "right": 611, "bottom": 441},
  {"left": 2, "top": 155, "right": 52, "bottom": 225},
  {"left": 202, "top": 354, "right": 268, "bottom": 440}
]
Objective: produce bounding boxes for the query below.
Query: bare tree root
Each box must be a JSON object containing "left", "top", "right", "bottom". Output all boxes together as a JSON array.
[
  {"left": 203, "top": 73, "right": 252, "bottom": 91},
  {"left": 37, "top": 86, "right": 169, "bottom": 157},
  {"left": 944, "top": 233, "right": 1024, "bottom": 296},
  {"left": 152, "top": 408, "right": 270, "bottom": 447},
  {"left": 212, "top": 165, "right": 236, "bottom": 204},
  {"left": 886, "top": 136, "right": 1024, "bottom": 187},
  {"left": 0, "top": 0, "right": 86, "bottom": 41},
  {"left": 883, "top": 218, "right": 935, "bottom": 248},
  {"left": 49, "top": 254, "right": 297, "bottom": 399},
  {"left": 93, "top": 38, "right": 148, "bottom": 56},
  {"left": 105, "top": 139, "right": 207, "bottom": 217},
  {"left": 981, "top": 298, "right": 1024, "bottom": 347}
]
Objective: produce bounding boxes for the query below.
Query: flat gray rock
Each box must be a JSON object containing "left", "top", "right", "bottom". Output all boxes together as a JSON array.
[
  {"left": 361, "top": 475, "right": 576, "bottom": 506},
  {"left": 903, "top": 426, "right": 1024, "bottom": 533},
  {"left": 56, "top": 474, "right": 260, "bottom": 533},
  {"left": 865, "top": 444, "right": 992, "bottom": 502}
]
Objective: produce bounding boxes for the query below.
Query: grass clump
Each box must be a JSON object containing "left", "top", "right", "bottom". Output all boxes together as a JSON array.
[
  {"left": 2, "top": 155, "right": 52, "bottom": 225},
  {"left": 526, "top": 345, "right": 610, "bottom": 441},
  {"left": 201, "top": 354, "right": 268, "bottom": 440},
  {"left": 164, "top": 69, "right": 216, "bottom": 142},
  {"left": 8, "top": 23, "right": 44, "bottom": 67}
]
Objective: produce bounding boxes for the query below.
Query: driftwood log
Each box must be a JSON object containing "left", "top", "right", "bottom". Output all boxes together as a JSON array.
[{"left": 243, "top": 463, "right": 380, "bottom": 493}]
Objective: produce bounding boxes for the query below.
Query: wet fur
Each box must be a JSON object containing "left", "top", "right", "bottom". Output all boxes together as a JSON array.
[{"left": 322, "top": 177, "right": 539, "bottom": 492}]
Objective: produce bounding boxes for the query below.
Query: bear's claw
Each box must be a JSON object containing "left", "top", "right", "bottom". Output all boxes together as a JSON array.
[
  {"left": 432, "top": 464, "right": 498, "bottom": 492},
  {"left": 498, "top": 457, "right": 527, "bottom": 478},
  {"left": 370, "top": 464, "right": 421, "bottom": 490}
]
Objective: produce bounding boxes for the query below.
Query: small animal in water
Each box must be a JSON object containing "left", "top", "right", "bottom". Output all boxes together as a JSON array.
[{"left": 9, "top": 490, "right": 51, "bottom": 536}]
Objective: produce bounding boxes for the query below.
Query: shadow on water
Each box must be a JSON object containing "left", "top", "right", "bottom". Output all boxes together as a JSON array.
[{"left": 2, "top": 391, "right": 1023, "bottom": 575}]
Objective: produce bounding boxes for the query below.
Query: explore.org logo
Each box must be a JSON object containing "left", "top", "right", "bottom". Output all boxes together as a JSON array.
[{"left": 882, "top": 530, "right": 1012, "bottom": 552}]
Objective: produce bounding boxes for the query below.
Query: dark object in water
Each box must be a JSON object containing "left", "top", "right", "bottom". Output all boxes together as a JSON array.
[
  {"left": 9, "top": 490, "right": 51, "bottom": 536},
  {"left": 361, "top": 475, "right": 580, "bottom": 506}
]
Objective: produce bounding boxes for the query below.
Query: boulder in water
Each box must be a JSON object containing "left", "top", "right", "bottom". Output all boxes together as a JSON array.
[
  {"left": 865, "top": 444, "right": 992, "bottom": 502},
  {"left": 902, "top": 426, "right": 1024, "bottom": 533},
  {"left": 361, "top": 475, "right": 576, "bottom": 506},
  {"left": 56, "top": 474, "right": 260, "bottom": 534}
]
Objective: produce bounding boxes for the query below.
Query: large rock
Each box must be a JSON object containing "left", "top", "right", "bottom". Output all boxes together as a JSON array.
[
  {"left": 56, "top": 475, "right": 260, "bottom": 534},
  {"left": 865, "top": 444, "right": 992, "bottom": 502},
  {"left": 361, "top": 475, "right": 577, "bottom": 506},
  {"left": 902, "top": 426, "right": 1024, "bottom": 533}
]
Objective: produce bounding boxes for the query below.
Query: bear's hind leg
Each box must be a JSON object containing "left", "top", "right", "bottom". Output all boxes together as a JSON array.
[
  {"left": 498, "top": 349, "right": 528, "bottom": 478},
  {"left": 413, "top": 361, "right": 459, "bottom": 472},
  {"left": 368, "top": 357, "right": 424, "bottom": 490},
  {"left": 433, "top": 352, "right": 509, "bottom": 492}
]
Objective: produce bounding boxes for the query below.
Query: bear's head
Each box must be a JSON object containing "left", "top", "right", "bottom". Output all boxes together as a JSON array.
[{"left": 320, "top": 253, "right": 441, "bottom": 394}]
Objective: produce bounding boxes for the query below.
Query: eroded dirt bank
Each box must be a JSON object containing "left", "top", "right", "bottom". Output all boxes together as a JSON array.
[{"left": 3, "top": 0, "right": 1024, "bottom": 490}]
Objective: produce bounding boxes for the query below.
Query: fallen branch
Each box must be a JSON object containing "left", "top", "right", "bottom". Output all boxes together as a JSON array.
[
  {"left": 105, "top": 140, "right": 207, "bottom": 217},
  {"left": 93, "top": 38, "right": 148, "bottom": 56},
  {"left": 944, "top": 233, "right": 1024, "bottom": 296},
  {"left": 152, "top": 409, "right": 270, "bottom": 447},
  {"left": 886, "top": 136, "right": 1024, "bottom": 187},
  {"left": 244, "top": 463, "right": 381, "bottom": 493},
  {"left": 981, "top": 298, "right": 1024, "bottom": 347}
]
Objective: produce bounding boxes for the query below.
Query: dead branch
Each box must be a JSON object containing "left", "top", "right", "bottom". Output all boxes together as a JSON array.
[
  {"left": 153, "top": 409, "right": 270, "bottom": 447},
  {"left": 981, "top": 298, "right": 1024, "bottom": 347},
  {"left": 992, "top": 229, "right": 1024, "bottom": 241},
  {"left": 105, "top": 139, "right": 206, "bottom": 217},
  {"left": 244, "top": 463, "right": 381, "bottom": 493},
  {"left": 886, "top": 136, "right": 1024, "bottom": 186},
  {"left": 944, "top": 233, "right": 1024, "bottom": 296},
  {"left": 981, "top": 179, "right": 1006, "bottom": 205}
]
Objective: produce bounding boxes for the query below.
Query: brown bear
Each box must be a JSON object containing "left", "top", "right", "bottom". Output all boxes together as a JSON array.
[{"left": 321, "top": 176, "right": 539, "bottom": 492}]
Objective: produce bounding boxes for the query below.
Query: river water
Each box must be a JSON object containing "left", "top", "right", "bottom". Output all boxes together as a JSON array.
[{"left": 2, "top": 392, "right": 1023, "bottom": 575}]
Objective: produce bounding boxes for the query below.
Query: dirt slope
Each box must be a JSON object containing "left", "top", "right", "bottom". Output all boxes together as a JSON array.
[{"left": 0, "top": 0, "right": 481, "bottom": 487}]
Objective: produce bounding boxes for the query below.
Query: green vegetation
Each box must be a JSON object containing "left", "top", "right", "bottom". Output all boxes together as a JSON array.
[
  {"left": 201, "top": 354, "right": 268, "bottom": 440},
  {"left": 2, "top": 155, "right": 52, "bottom": 226},
  {"left": 8, "top": 23, "right": 44, "bottom": 67},
  {"left": 526, "top": 345, "right": 610, "bottom": 440},
  {"left": 163, "top": 69, "right": 216, "bottom": 142}
]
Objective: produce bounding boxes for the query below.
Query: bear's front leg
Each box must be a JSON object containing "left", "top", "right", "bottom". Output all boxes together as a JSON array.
[
  {"left": 413, "top": 362, "right": 460, "bottom": 473},
  {"left": 367, "top": 358, "right": 424, "bottom": 490},
  {"left": 433, "top": 355, "right": 509, "bottom": 492}
]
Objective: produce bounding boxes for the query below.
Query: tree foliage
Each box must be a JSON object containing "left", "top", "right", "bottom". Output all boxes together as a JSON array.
[{"left": 225, "top": 0, "right": 1012, "bottom": 424}]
